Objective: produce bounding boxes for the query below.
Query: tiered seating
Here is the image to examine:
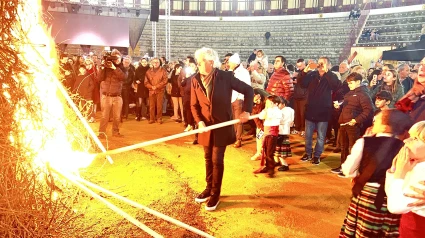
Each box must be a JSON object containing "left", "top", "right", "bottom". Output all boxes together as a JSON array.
[
  {"left": 357, "top": 10, "right": 425, "bottom": 46},
  {"left": 136, "top": 17, "right": 354, "bottom": 64}
]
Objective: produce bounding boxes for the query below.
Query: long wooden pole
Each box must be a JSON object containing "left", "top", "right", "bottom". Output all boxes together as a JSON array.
[
  {"left": 95, "top": 114, "right": 260, "bottom": 158},
  {"left": 56, "top": 169, "right": 162, "bottom": 237},
  {"left": 71, "top": 174, "right": 215, "bottom": 238},
  {"left": 54, "top": 79, "right": 114, "bottom": 164}
]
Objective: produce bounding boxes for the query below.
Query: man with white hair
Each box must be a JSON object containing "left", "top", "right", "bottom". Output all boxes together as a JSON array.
[
  {"left": 228, "top": 53, "right": 251, "bottom": 148},
  {"left": 191, "top": 47, "right": 253, "bottom": 211},
  {"left": 338, "top": 61, "right": 350, "bottom": 82},
  {"left": 398, "top": 63, "right": 413, "bottom": 94}
]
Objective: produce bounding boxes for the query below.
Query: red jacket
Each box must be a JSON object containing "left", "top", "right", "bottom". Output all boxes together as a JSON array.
[{"left": 266, "top": 67, "right": 294, "bottom": 100}]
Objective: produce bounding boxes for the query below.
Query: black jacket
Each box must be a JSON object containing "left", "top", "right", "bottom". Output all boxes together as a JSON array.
[
  {"left": 299, "top": 70, "right": 342, "bottom": 122},
  {"left": 338, "top": 85, "right": 374, "bottom": 124},
  {"left": 134, "top": 65, "right": 149, "bottom": 98},
  {"left": 191, "top": 70, "right": 254, "bottom": 147},
  {"left": 292, "top": 71, "right": 308, "bottom": 100},
  {"left": 98, "top": 63, "right": 127, "bottom": 95},
  {"left": 122, "top": 64, "right": 135, "bottom": 91}
]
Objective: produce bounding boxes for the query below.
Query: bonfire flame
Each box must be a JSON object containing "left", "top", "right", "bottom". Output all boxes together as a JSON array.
[{"left": 13, "top": 0, "right": 95, "bottom": 172}]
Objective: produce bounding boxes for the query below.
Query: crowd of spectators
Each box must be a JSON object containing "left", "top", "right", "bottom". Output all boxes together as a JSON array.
[{"left": 58, "top": 48, "right": 425, "bottom": 229}]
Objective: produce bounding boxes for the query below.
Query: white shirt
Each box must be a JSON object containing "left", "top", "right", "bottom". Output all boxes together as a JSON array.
[
  {"left": 279, "top": 107, "right": 294, "bottom": 135},
  {"left": 259, "top": 106, "right": 283, "bottom": 127},
  {"left": 341, "top": 133, "right": 394, "bottom": 178},
  {"left": 385, "top": 161, "right": 425, "bottom": 217},
  {"left": 231, "top": 66, "right": 251, "bottom": 103}
]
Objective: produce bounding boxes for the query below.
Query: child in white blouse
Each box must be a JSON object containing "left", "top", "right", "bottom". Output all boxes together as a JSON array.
[
  {"left": 275, "top": 98, "right": 294, "bottom": 172},
  {"left": 386, "top": 120, "right": 425, "bottom": 238},
  {"left": 253, "top": 95, "right": 283, "bottom": 178}
]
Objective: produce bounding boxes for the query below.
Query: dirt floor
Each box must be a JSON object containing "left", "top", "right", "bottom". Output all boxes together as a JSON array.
[{"left": 75, "top": 113, "right": 353, "bottom": 238}]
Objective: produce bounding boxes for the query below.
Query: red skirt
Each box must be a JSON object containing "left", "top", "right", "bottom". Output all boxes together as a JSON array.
[{"left": 399, "top": 212, "right": 425, "bottom": 238}]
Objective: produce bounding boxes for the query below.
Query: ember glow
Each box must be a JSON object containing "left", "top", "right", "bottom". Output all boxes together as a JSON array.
[{"left": 13, "top": 0, "right": 95, "bottom": 172}]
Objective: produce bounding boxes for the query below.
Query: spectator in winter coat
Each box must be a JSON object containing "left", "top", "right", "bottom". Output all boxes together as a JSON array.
[
  {"left": 331, "top": 72, "right": 374, "bottom": 177},
  {"left": 266, "top": 56, "right": 294, "bottom": 101},
  {"left": 228, "top": 53, "right": 251, "bottom": 148},
  {"left": 145, "top": 57, "right": 168, "bottom": 124},
  {"left": 370, "top": 69, "right": 404, "bottom": 108},
  {"left": 134, "top": 58, "right": 150, "bottom": 121},
  {"left": 97, "top": 49, "right": 127, "bottom": 138},
  {"left": 398, "top": 63, "right": 414, "bottom": 95},
  {"left": 249, "top": 62, "right": 266, "bottom": 90},
  {"left": 298, "top": 57, "right": 342, "bottom": 165},
  {"left": 396, "top": 57, "right": 425, "bottom": 122},
  {"left": 85, "top": 58, "right": 98, "bottom": 123},
  {"left": 292, "top": 59, "right": 308, "bottom": 136},
  {"left": 252, "top": 50, "right": 269, "bottom": 69},
  {"left": 121, "top": 56, "right": 135, "bottom": 120},
  {"left": 59, "top": 54, "right": 75, "bottom": 90}
]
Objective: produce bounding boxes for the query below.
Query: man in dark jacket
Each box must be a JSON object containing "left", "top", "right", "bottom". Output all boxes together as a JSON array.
[
  {"left": 331, "top": 72, "right": 373, "bottom": 176},
  {"left": 292, "top": 59, "right": 308, "bottom": 136},
  {"left": 97, "top": 49, "right": 127, "bottom": 138},
  {"left": 121, "top": 56, "right": 135, "bottom": 120},
  {"left": 298, "top": 57, "right": 342, "bottom": 165},
  {"left": 134, "top": 58, "right": 150, "bottom": 121},
  {"left": 191, "top": 47, "right": 253, "bottom": 211}
]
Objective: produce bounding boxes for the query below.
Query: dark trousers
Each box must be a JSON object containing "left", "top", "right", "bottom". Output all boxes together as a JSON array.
[
  {"left": 183, "top": 100, "right": 194, "bottom": 126},
  {"left": 232, "top": 99, "right": 243, "bottom": 140},
  {"left": 203, "top": 135, "right": 226, "bottom": 197},
  {"left": 263, "top": 135, "right": 277, "bottom": 170},
  {"left": 149, "top": 91, "right": 164, "bottom": 122},
  {"left": 136, "top": 97, "right": 148, "bottom": 118},
  {"left": 293, "top": 99, "right": 306, "bottom": 131},
  {"left": 339, "top": 125, "right": 361, "bottom": 165},
  {"left": 121, "top": 88, "right": 130, "bottom": 118}
]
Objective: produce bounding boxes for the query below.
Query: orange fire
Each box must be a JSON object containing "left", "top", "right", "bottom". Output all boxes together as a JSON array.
[{"left": 13, "top": 0, "right": 95, "bottom": 172}]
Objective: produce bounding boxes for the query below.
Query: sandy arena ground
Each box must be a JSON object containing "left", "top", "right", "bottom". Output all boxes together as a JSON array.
[{"left": 76, "top": 113, "right": 352, "bottom": 238}]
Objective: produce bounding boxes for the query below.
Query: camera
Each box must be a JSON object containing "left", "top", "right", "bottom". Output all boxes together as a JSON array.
[{"left": 101, "top": 51, "right": 119, "bottom": 68}]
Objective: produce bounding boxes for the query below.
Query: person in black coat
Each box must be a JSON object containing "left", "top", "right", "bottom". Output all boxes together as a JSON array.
[
  {"left": 332, "top": 72, "right": 374, "bottom": 176},
  {"left": 191, "top": 47, "right": 253, "bottom": 211},
  {"left": 298, "top": 57, "right": 342, "bottom": 165},
  {"left": 134, "top": 58, "right": 150, "bottom": 121}
]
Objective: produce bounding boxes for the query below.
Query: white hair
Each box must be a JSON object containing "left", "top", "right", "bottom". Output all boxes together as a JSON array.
[{"left": 194, "top": 47, "right": 221, "bottom": 69}]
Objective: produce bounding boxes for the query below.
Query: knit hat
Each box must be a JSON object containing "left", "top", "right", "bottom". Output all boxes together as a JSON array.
[{"left": 228, "top": 53, "right": 241, "bottom": 65}]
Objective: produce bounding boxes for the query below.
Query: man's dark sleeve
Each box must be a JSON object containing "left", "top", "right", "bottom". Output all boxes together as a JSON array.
[
  {"left": 326, "top": 71, "right": 342, "bottom": 91},
  {"left": 298, "top": 70, "right": 313, "bottom": 88}
]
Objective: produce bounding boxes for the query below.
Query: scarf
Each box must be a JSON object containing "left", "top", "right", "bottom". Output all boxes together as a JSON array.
[
  {"left": 395, "top": 80, "right": 425, "bottom": 112},
  {"left": 200, "top": 68, "right": 216, "bottom": 100}
]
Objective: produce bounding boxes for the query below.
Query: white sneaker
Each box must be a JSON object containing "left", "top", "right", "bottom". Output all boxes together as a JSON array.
[
  {"left": 291, "top": 130, "right": 299, "bottom": 135},
  {"left": 300, "top": 131, "right": 305, "bottom": 137},
  {"left": 141, "top": 117, "right": 147, "bottom": 120},
  {"left": 250, "top": 153, "right": 261, "bottom": 161},
  {"left": 184, "top": 125, "right": 193, "bottom": 132}
]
